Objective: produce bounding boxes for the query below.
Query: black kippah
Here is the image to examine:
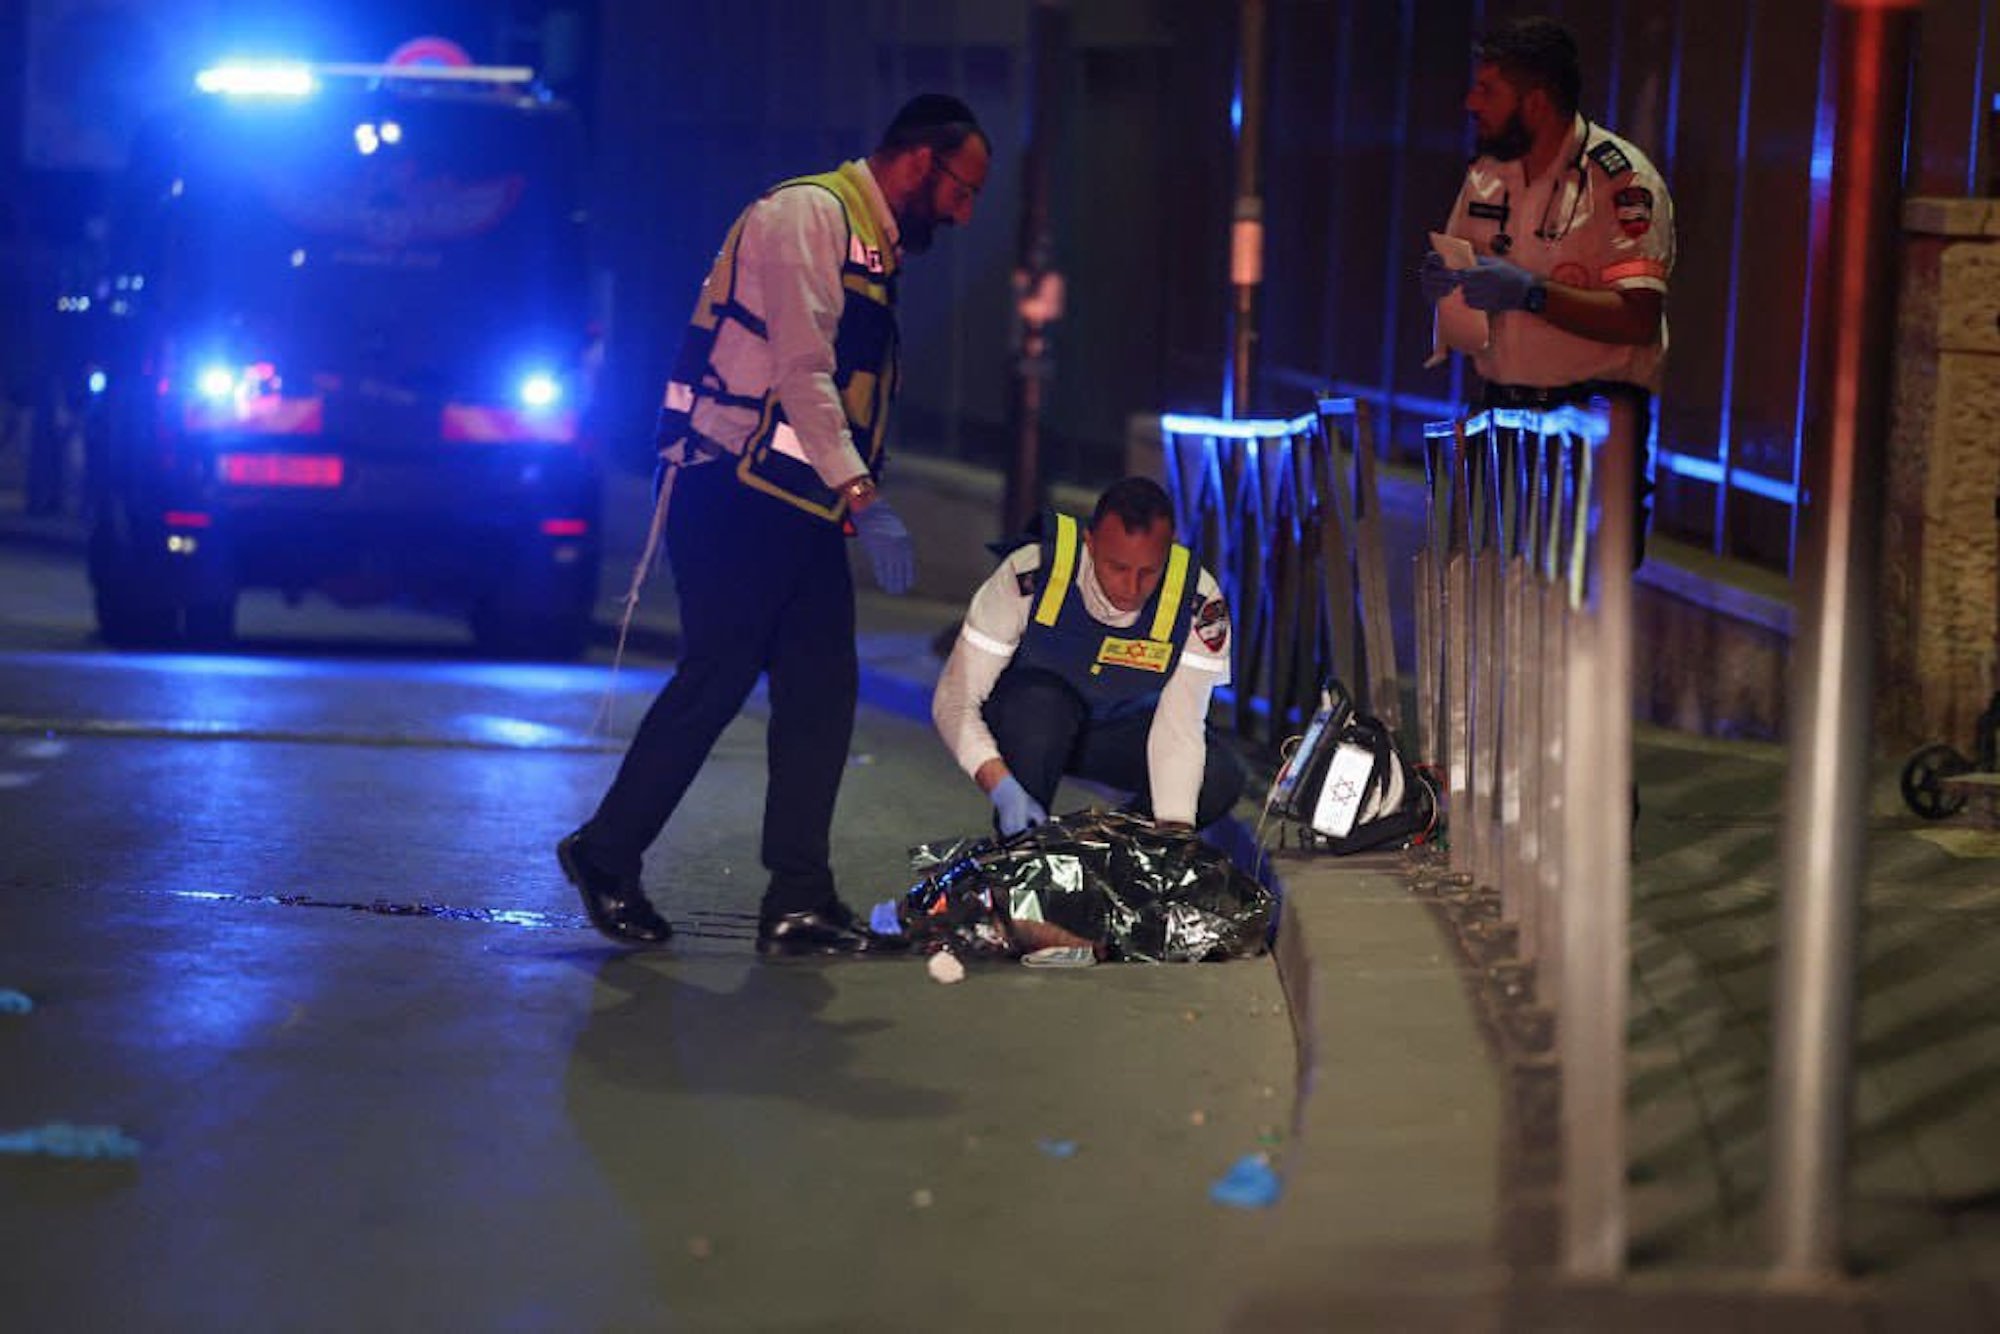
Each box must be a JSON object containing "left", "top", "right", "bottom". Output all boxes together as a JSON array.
[{"left": 886, "top": 93, "right": 980, "bottom": 136}]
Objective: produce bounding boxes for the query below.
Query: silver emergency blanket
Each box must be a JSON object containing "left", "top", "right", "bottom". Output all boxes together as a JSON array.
[{"left": 897, "top": 810, "right": 1276, "bottom": 962}]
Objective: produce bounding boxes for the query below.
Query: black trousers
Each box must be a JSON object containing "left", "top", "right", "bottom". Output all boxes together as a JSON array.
[
  {"left": 581, "top": 463, "right": 857, "bottom": 915},
  {"left": 981, "top": 666, "right": 1246, "bottom": 830}
]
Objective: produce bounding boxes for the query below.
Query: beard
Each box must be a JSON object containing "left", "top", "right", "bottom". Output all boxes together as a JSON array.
[
  {"left": 899, "top": 213, "right": 937, "bottom": 255},
  {"left": 1476, "top": 109, "right": 1533, "bottom": 162},
  {"left": 896, "top": 170, "right": 951, "bottom": 254}
]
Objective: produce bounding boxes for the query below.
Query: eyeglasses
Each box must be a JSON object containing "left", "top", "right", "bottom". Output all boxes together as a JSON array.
[{"left": 933, "top": 157, "right": 981, "bottom": 202}]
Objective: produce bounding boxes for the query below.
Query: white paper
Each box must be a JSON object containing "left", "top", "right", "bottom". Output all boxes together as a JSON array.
[{"left": 1426, "top": 230, "right": 1490, "bottom": 368}]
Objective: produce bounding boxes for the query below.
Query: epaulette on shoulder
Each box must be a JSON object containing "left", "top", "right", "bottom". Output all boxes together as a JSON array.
[{"left": 1586, "top": 138, "right": 1634, "bottom": 179}]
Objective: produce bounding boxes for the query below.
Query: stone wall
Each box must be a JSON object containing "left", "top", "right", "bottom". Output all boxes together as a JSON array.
[{"left": 1881, "top": 200, "right": 2000, "bottom": 751}]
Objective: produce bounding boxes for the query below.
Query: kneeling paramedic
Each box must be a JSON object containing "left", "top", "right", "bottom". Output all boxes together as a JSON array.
[
  {"left": 558, "top": 94, "right": 990, "bottom": 955},
  {"left": 931, "top": 477, "right": 1245, "bottom": 837}
]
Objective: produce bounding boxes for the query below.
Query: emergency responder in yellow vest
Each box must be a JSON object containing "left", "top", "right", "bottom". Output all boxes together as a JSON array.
[
  {"left": 932, "top": 477, "right": 1246, "bottom": 837},
  {"left": 560, "top": 94, "right": 990, "bottom": 954}
]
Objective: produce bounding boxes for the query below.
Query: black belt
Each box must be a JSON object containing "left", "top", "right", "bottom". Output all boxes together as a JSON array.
[{"left": 1482, "top": 381, "right": 1650, "bottom": 411}]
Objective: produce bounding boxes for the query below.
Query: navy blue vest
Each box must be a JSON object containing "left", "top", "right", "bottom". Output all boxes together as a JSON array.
[{"left": 1011, "top": 512, "right": 1201, "bottom": 720}]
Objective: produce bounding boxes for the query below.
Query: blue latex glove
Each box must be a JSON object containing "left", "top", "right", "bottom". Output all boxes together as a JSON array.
[
  {"left": 1455, "top": 256, "right": 1541, "bottom": 313},
  {"left": 990, "top": 774, "right": 1048, "bottom": 837},
  {"left": 1419, "top": 250, "right": 1461, "bottom": 304},
  {"left": 852, "top": 497, "right": 915, "bottom": 595}
]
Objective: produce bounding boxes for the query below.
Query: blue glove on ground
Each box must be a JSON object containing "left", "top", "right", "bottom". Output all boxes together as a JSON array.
[
  {"left": 990, "top": 774, "right": 1049, "bottom": 837},
  {"left": 1419, "top": 251, "right": 1461, "bottom": 304},
  {"left": 852, "top": 498, "right": 915, "bottom": 595},
  {"left": 1455, "top": 256, "right": 1540, "bottom": 312}
]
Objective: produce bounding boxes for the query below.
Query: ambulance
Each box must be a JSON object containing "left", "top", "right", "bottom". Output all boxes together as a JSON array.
[{"left": 88, "top": 53, "right": 600, "bottom": 657}]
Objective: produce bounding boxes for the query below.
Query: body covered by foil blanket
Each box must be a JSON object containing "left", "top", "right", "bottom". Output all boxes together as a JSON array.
[{"left": 897, "top": 810, "right": 1275, "bottom": 962}]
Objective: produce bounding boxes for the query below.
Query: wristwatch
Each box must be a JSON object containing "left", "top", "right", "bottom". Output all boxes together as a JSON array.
[
  {"left": 842, "top": 475, "right": 878, "bottom": 504},
  {"left": 1522, "top": 282, "right": 1549, "bottom": 315}
]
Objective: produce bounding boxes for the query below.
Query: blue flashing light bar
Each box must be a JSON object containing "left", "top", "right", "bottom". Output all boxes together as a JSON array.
[
  {"left": 195, "top": 62, "right": 316, "bottom": 97},
  {"left": 195, "top": 60, "right": 536, "bottom": 100},
  {"left": 1160, "top": 412, "right": 1315, "bottom": 440}
]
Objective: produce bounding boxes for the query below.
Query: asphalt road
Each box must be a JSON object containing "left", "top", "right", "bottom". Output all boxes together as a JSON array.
[{"left": 0, "top": 538, "right": 1304, "bottom": 1330}]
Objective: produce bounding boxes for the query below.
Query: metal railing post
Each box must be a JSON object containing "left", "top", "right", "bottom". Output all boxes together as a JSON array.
[
  {"left": 1767, "top": 0, "right": 1916, "bottom": 1281},
  {"left": 1559, "top": 397, "right": 1636, "bottom": 1278},
  {"left": 1471, "top": 418, "right": 1504, "bottom": 895},
  {"left": 1351, "top": 408, "right": 1401, "bottom": 730},
  {"left": 1445, "top": 420, "right": 1475, "bottom": 878},
  {"left": 1416, "top": 423, "right": 1452, "bottom": 772}
]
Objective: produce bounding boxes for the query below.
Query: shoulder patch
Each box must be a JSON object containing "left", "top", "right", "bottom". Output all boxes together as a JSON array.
[
  {"left": 1614, "top": 185, "right": 1655, "bottom": 237},
  {"left": 1586, "top": 139, "right": 1633, "bottom": 179},
  {"left": 1193, "top": 597, "right": 1231, "bottom": 654}
]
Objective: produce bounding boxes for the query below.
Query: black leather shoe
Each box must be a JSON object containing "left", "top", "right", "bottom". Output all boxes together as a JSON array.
[
  {"left": 755, "top": 901, "right": 906, "bottom": 958},
  {"left": 557, "top": 833, "right": 672, "bottom": 946}
]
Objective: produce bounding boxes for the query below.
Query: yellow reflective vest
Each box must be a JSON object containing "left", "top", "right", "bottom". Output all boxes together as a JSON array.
[{"left": 658, "top": 161, "right": 899, "bottom": 521}]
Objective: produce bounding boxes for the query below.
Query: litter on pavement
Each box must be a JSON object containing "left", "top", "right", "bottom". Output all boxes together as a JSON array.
[{"left": 1209, "top": 1152, "right": 1281, "bottom": 1209}]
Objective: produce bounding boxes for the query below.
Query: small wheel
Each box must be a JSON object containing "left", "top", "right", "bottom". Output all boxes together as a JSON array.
[{"left": 1900, "top": 743, "right": 1973, "bottom": 820}]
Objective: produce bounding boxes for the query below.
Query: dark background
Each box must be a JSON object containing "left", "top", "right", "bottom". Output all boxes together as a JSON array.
[{"left": 3, "top": 1, "right": 1995, "bottom": 572}]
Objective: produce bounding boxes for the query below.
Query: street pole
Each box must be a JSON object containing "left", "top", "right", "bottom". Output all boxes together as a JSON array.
[
  {"left": 1224, "top": 0, "right": 1267, "bottom": 419},
  {"left": 1002, "top": 0, "right": 1068, "bottom": 536},
  {"left": 1766, "top": 0, "right": 1918, "bottom": 1282}
]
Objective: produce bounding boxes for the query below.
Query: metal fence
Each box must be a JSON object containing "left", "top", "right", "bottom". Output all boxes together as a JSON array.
[
  {"left": 1162, "top": 395, "right": 1643, "bottom": 1275},
  {"left": 1418, "top": 398, "right": 1643, "bottom": 1277},
  {"left": 1157, "top": 397, "right": 1399, "bottom": 752}
]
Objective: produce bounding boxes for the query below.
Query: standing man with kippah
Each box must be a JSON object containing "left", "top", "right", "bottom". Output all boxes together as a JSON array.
[{"left": 560, "top": 94, "right": 991, "bottom": 956}]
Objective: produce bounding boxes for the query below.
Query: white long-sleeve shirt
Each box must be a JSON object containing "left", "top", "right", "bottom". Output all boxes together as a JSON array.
[
  {"left": 687, "top": 159, "right": 899, "bottom": 489},
  {"left": 931, "top": 542, "right": 1232, "bottom": 825}
]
